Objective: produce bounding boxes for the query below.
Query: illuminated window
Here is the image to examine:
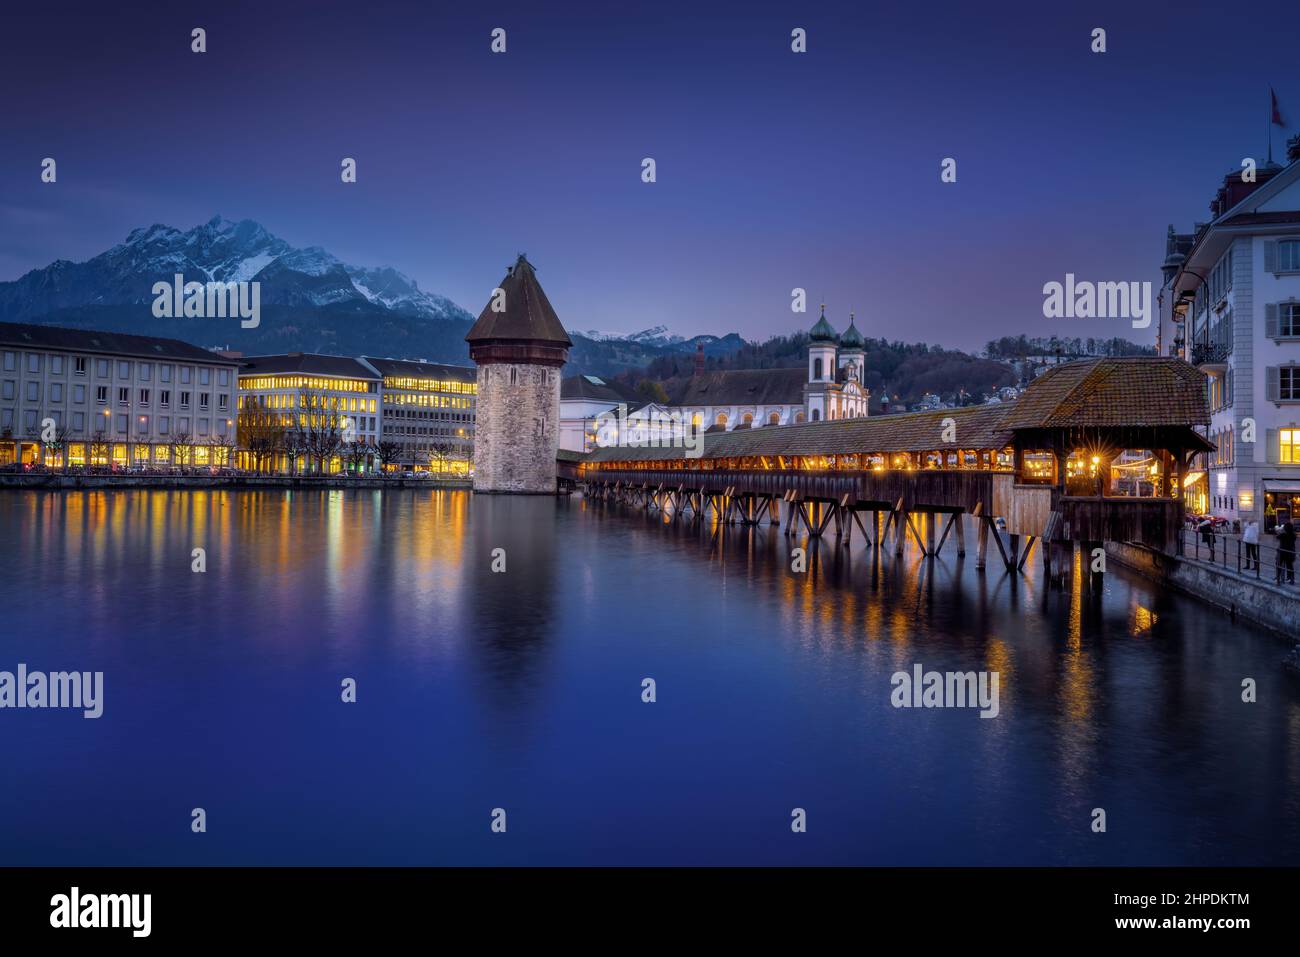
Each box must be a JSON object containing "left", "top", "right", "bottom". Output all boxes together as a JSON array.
[{"left": 1282, "top": 429, "right": 1300, "bottom": 464}]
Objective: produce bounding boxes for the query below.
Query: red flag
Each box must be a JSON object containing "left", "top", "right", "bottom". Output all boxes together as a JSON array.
[{"left": 1272, "top": 87, "right": 1285, "bottom": 127}]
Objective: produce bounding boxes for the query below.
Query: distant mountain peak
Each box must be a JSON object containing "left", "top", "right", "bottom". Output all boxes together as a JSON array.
[{"left": 0, "top": 216, "right": 470, "bottom": 326}]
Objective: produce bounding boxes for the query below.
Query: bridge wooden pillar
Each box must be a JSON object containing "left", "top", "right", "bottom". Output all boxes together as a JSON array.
[
  {"left": 976, "top": 518, "right": 988, "bottom": 569},
  {"left": 954, "top": 513, "right": 966, "bottom": 557}
]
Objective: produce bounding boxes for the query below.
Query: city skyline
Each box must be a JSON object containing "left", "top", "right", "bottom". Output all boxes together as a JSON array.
[{"left": 3, "top": 0, "right": 1298, "bottom": 349}]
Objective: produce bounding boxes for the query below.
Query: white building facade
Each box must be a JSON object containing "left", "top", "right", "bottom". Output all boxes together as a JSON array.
[
  {"left": 0, "top": 321, "right": 239, "bottom": 469},
  {"left": 1164, "top": 137, "right": 1300, "bottom": 526}
]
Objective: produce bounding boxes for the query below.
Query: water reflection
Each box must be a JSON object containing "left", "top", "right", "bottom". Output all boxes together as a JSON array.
[{"left": 0, "top": 488, "right": 1297, "bottom": 866}]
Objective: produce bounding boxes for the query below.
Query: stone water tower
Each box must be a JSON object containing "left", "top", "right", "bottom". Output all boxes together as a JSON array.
[{"left": 466, "top": 254, "right": 572, "bottom": 493}]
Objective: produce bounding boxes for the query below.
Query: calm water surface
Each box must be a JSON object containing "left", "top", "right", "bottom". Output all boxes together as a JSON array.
[{"left": 1, "top": 489, "right": 1297, "bottom": 865}]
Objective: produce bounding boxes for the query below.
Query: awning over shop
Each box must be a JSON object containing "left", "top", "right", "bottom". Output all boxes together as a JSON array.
[{"left": 1262, "top": 479, "right": 1300, "bottom": 494}]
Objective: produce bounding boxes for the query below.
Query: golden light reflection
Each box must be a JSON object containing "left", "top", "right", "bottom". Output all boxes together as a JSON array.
[{"left": 1131, "top": 605, "right": 1158, "bottom": 637}]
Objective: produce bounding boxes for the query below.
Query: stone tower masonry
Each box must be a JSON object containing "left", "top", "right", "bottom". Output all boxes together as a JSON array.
[{"left": 465, "top": 254, "right": 572, "bottom": 493}]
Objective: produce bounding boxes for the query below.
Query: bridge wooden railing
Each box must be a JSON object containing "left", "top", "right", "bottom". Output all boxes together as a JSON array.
[{"left": 584, "top": 467, "right": 1001, "bottom": 513}]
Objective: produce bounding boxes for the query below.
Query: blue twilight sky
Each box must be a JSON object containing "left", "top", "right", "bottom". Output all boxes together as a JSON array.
[{"left": 0, "top": 0, "right": 1296, "bottom": 350}]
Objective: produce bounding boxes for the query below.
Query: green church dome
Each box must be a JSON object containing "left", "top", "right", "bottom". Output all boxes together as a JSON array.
[{"left": 809, "top": 306, "right": 838, "bottom": 343}]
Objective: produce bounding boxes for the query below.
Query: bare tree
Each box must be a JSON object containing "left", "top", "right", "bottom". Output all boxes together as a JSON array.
[
  {"left": 89, "top": 435, "right": 112, "bottom": 470},
  {"left": 26, "top": 421, "right": 75, "bottom": 472},
  {"left": 342, "top": 440, "right": 368, "bottom": 473},
  {"left": 207, "top": 433, "right": 235, "bottom": 470},
  {"left": 237, "top": 397, "right": 287, "bottom": 473},
  {"left": 376, "top": 440, "right": 402, "bottom": 473},
  {"left": 171, "top": 431, "right": 193, "bottom": 472},
  {"left": 428, "top": 440, "right": 455, "bottom": 476}
]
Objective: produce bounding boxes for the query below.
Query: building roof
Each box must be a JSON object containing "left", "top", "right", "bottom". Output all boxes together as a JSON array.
[
  {"left": 361, "top": 356, "right": 475, "bottom": 383},
  {"left": 465, "top": 254, "right": 572, "bottom": 346},
  {"left": 561, "top": 374, "right": 642, "bottom": 403},
  {"left": 808, "top": 307, "right": 838, "bottom": 343},
  {"left": 997, "top": 356, "right": 1209, "bottom": 430},
  {"left": 586, "top": 402, "right": 1011, "bottom": 463},
  {"left": 668, "top": 367, "right": 807, "bottom": 407},
  {"left": 239, "top": 353, "right": 379, "bottom": 380},
  {"left": 586, "top": 357, "right": 1213, "bottom": 464},
  {"left": 0, "top": 320, "right": 240, "bottom": 365}
]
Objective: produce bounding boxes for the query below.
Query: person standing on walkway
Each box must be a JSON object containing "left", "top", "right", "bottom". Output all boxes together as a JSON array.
[
  {"left": 1199, "top": 517, "right": 1216, "bottom": 562},
  {"left": 1277, "top": 520, "right": 1296, "bottom": 585},
  {"left": 1244, "top": 519, "right": 1260, "bottom": 571}
]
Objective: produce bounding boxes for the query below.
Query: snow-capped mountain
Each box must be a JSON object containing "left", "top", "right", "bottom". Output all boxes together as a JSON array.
[
  {"left": 0, "top": 215, "right": 470, "bottom": 323},
  {"left": 580, "top": 325, "right": 687, "bottom": 347}
]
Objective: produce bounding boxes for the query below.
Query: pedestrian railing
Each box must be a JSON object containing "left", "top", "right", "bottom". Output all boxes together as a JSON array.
[{"left": 1177, "top": 527, "right": 1298, "bottom": 586}]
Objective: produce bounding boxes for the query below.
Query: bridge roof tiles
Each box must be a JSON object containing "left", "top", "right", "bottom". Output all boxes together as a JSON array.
[
  {"left": 584, "top": 357, "right": 1211, "bottom": 464},
  {"left": 585, "top": 402, "right": 1013, "bottom": 463},
  {"left": 998, "top": 357, "right": 1209, "bottom": 430}
]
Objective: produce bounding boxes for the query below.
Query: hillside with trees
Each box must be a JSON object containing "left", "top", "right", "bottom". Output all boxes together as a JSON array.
[{"left": 616, "top": 333, "right": 1020, "bottom": 411}]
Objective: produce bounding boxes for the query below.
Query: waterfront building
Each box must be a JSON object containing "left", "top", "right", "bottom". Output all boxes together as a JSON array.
[
  {"left": 559, "top": 374, "right": 649, "bottom": 453},
  {"left": 360, "top": 356, "right": 476, "bottom": 474},
  {"left": 1161, "top": 134, "right": 1300, "bottom": 524},
  {"left": 467, "top": 254, "right": 572, "bottom": 493},
  {"left": 236, "top": 353, "right": 380, "bottom": 473},
  {"left": 0, "top": 320, "right": 240, "bottom": 468}
]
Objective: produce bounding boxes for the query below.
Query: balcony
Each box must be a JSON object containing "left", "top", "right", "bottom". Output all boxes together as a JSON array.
[{"left": 1191, "top": 341, "right": 1229, "bottom": 368}]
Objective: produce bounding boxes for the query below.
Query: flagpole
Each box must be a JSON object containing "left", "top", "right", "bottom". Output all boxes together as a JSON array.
[{"left": 1269, "top": 87, "right": 1273, "bottom": 165}]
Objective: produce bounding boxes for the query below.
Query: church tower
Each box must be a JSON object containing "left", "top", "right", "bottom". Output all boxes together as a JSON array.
[
  {"left": 804, "top": 306, "right": 838, "bottom": 422},
  {"left": 837, "top": 313, "right": 869, "bottom": 419},
  {"left": 838, "top": 313, "right": 865, "bottom": 372},
  {"left": 466, "top": 254, "right": 572, "bottom": 493}
]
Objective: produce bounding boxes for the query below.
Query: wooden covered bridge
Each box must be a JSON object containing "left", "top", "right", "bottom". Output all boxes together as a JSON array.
[{"left": 579, "top": 357, "right": 1212, "bottom": 576}]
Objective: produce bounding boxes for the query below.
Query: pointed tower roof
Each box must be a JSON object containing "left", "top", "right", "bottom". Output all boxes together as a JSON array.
[
  {"left": 808, "top": 305, "right": 838, "bottom": 343},
  {"left": 840, "top": 313, "right": 865, "bottom": 350},
  {"left": 466, "top": 254, "right": 572, "bottom": 347}
]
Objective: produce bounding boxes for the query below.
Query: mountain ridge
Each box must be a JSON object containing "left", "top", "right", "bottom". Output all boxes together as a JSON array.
[{"left": 0, "top": 215, "right": 471, "bottom": 325}]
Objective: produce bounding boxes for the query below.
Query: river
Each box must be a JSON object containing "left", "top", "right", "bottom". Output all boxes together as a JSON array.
[{"left": 1, "top": 488, "right": 1296, "bottom": 865}]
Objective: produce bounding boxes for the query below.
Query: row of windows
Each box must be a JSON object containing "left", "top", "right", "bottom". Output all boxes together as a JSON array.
[
  {"left": 390, "top": 408, "right": 471, "bottom": 422},
  {"left": 1, "top": 381, "right": 228, "bottom": 411},
  {"left": 383, "top": 378, "right": 475, "bottom": 394},
  {"left": 239, "top": 376, "right": 377, "bottom": 393},
  {"left": 383, "top": 425, "right": 467, "bottom": 437},
  {"left": 238, "top": 392, "right": 378, "bottom": 413},
  {"left": 2, "top": 408, "right": 228, "bottom": 437},
  {"left": 384, "top": 394, "right": 473, "bottom": 409},
  {"left": 0, "top": 351, "right": 230, "bottom": 386}
]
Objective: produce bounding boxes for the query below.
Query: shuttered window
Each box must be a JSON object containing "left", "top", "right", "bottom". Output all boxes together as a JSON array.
[
  {"left": 1266, "top": 301, "right": 1300, "bottom": 339},
  {"left": 1266, "top": 366, "right": 1300, "bottom": 402},
  {"left": 1264, "top": 239, "right": 1300, "bottom": 273}
]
